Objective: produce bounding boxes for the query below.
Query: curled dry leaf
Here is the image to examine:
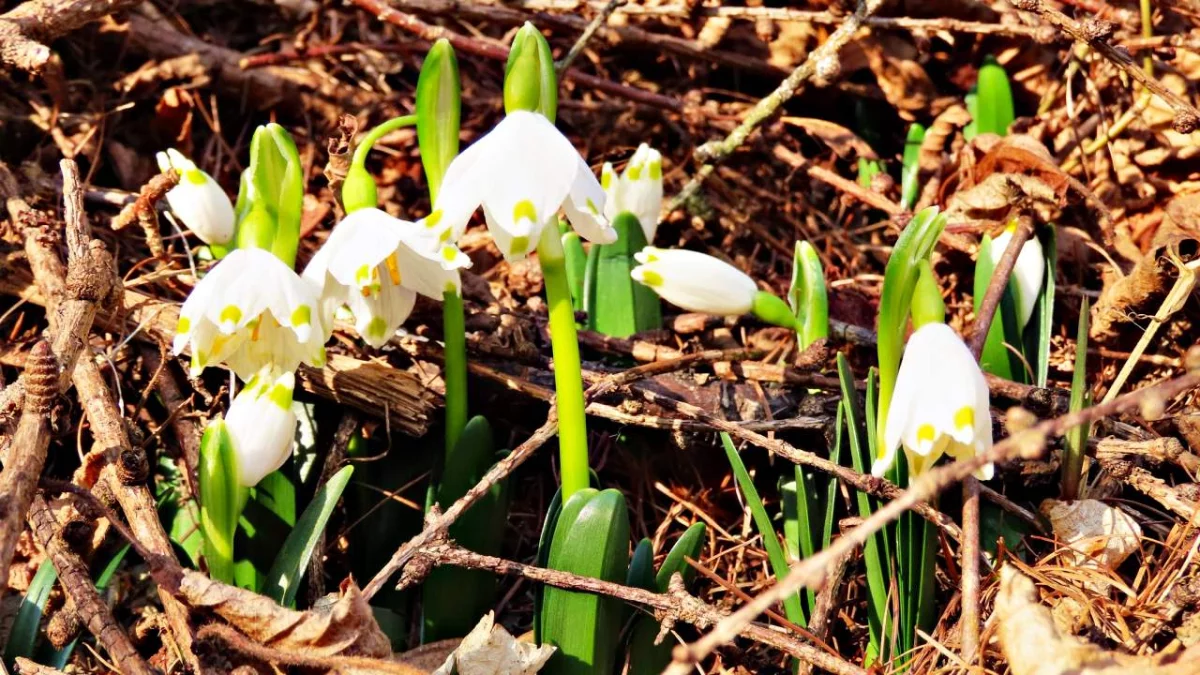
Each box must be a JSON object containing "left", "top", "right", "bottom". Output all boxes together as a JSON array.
[
  {"left": 859, "top": 34, "right": 935, "bottom": 118},
  {"left": 945, "top": 172, "right": 1060, "bottom": 223},
  {"left": 429, "top": 612, "right": 554, "bottom": 675},
  {"left": 919, "top": 103, "right": 970, "bottom": 173},
  {"left": 1040, "top": 499, "right": 1141, "bottom": 588},
  {"left": 1091, "top": 193, "right": 1200, "bottom": 341},
  {"left": 780, "top": 117, "right": 878, "bottom": 160},
  {"left": 178, "top": 572, "right": 391, "bottom": 660},
  {"left": 996, "top": 566, "right": 1200, "bottom": 675}
]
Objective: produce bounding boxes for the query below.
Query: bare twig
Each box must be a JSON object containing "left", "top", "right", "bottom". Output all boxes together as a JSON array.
[
  {"left": 0, "top": 0, "right": 142, "bottom": 73},
  {"left": 198, "top": 623, "right": 424, "bottom": 675},
  {"left": 111, "top": 168, "right": 179, "bottom": 259},
  {"left": 555, "top": 0, "right": 623, "bottom": 74},
  {"left": 796, "top": 547, "right": 852, "bottom": 675},
  {"left": 669, "top": 0, "right": 884, "bottom": 212},
  {"left": 411, "top": 543, "right": 867, "bottom": 675},
  {"left": 663, "top": 368, "right": 1200, "bottom": 673},
  {"left": 1011, "top": 0, "right": 1200, "bottom": 133}
]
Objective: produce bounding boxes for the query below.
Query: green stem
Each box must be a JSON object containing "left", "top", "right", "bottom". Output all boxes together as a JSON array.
[
  {"left": 442, "top": 290, "right": 468, "bottom": 454},
  {"left": 352, "top": 114, "right": 418, "bottom": 168},
  {"left": 538, "top": 224, "right": 589, "bottom": 499}
]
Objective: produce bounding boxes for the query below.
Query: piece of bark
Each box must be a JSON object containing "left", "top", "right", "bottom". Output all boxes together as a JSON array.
[{"left": 0, "top": 0, "right": 142, "bottom": 74}]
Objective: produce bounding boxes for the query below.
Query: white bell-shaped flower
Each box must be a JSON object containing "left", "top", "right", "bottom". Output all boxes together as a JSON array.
[
  {"left": 156, "top": 149, "right": 235, "bottom": 246},
  {"left": 173, "top": 248, "right": 326, "bottom": 379},
  {"left": 989, "top": 228, "right": 1044, "bottom": 330},
  {"left": 877, "top": 322, "right": 994, "bottom": 480},
  {"left": 631, "top": 247, "right": 758, "bottom": 316},
  {"left": 602, "top": 143, "right": 663, "bottom": 242},
  {"left": 224, "top": 365, "right": 297, "bottom": 487},
  {"left": 302, "top": 208, "right": 471, "bottom": 348},
  {"left": 428, "top": 110, "right": 617, "bottom": 260}
]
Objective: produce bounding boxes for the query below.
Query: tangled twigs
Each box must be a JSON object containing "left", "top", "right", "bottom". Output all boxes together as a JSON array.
[
  {"left": 197, "top": 624, "right": 424, "bottom": 675},
  {"left": 0, "top": 0, "right": 142, "bottom": 74},
  {"left": 408, "top": 542, "right": 867, "bottom": 675},
  {"left": 110, "top": 167, "right": 179, "bottom": 259},
  {"left": 1011, "top": 0, "right": 1200, "bottom": 133},
  {"left": 670, "top": 0, "right": 885, "bottom": 211},
  {"left": 663, "top": 367, "right": 1200, "bottom": 674}
]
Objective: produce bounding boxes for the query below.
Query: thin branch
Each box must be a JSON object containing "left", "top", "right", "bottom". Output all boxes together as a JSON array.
[{"left": 555, "top": 0, "right": 623, "bottom": 75}]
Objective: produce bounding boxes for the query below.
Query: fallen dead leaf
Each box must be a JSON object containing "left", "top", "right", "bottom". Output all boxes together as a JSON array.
[
  {"left": 429, "top": 612, "right": 553, "bottom": 675},
  {"left": 1040, "top": 499, "right": 1142, "bottom": 583},
  {"left": 780, "top": 117, "right": 877, "bottom": 161}
]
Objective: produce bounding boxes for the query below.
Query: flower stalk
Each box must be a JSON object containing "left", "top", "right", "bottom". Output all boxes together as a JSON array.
[{"left": 343, "top": 114, "right": 418, "bottom": 214}]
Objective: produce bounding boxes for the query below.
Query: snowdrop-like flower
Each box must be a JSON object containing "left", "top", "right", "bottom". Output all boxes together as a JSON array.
[
  {"left": 601, "top": 143, "right": 663, "bottom": 242},
  {"left": 876, "top": 323, "right": 994, "bottom": 480},
  {"left": 225, "top": 365, "right": 297, "bottom": 487},
  {"left": 156, "top": 149, "right": 235, "bottom": 246},
  {"left": 428, "top": 110, "right": 616, "bottom": 260},
  {"left": 173, "top": 248, "right": 326, "bottom": 379},
  {"left": 631, "top": 248, "right": 758, "bottom": 316},
  {"left": 302, "top": 208, "right": 471, "bottom": 347},
  {"left": 989, "top": 227, "right": 1044, "bottom": 330}
]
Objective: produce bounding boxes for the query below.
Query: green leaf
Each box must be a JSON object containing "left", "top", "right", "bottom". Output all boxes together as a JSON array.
[
  {"left": 626, "top": 539, "right": 655, "bottom": 590},
  {"left": 1061, "top": 299, "right": 1091, "bottom": 500},
  {"left": 974, "top": 235, "right": 1026, "bottom": 382},
  {"left": 541, "top": 488, "right": 630, "bottom": 675},
  {"left": 1025, "top": 226, "right": 1058, "bottom": 387},
  {"left": 4, "top": 559, "right": 56, "bottom": 665},
  {"left": 720, "top": 433, "right": 806, "bottom": 626},
  {"left": 586, "top": 213, "right": 661, "bottom": 337},
  {"left": 264, "top": 466, "right": 355, "bottom": 606},
  {"left": 857, "top": 157, "right": 882, "bottom": 189},
  {"left": 900, "top": 123, "right": 926, "bottom": 210},
  {"left": 789, "top": 241, "right": 829, "bottom": 349},
  {"left": 654, "top": 522, "right": 705, "bottom": 591},
  {"left": 973, "top": 56, "right": 1015, "bottom": 138},
  {"left": 561, "top": 228, "right": 587, "bottom": 314},
  {"left": 416, "top": 39, "right": 461, "bottom": 203},
  {"left": 39, "top": 544, "right": 131, "bottom": 669},
  {"left": 625, "top": 523, "right": 704, "bottom": 675},
  {"left": 533, "top": 487, "right": 564, "bottom": 644},
  {"left": 200, "top": 420, "right": 247, "bottom": 584}
]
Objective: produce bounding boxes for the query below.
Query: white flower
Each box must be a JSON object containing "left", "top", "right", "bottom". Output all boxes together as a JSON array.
[
  {"left": 428, "top": 110, "right": 616, "bottom": 260},
  {"left": 225, "top": 365, "right": 297, "bottom": 487},
  {"left": 989, "top": 228, "right": 1045, "bottom": 330},
  {"left": 173, "top": 248, "right": 326, "bottom": 379},
  {"left": 302, "top": 208, "right": 471, "bottom": 348},
  {"left": 601, "top": 143, "right": 663, "bottom": 242},
  {"left": 877, "top": 323, "right": 994, "bottom": 480},
  {"left": 631, "top": 247, "right": 758, "bottom": 316},
  {"left": 156, "top": 149, "right": 235, "bottom": 246}
]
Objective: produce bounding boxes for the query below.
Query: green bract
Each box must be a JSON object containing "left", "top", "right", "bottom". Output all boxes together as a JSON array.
[
  {"left": 910, "top": 260, "right": 945, "bottom": 329},
  {"left": 789, "top": 241, "right": 829, "bottom": 349},
  {"left": 504, "top": 22, "right": 558, "bottom": 121},
  {"left": 199, "top": 420, "right": 248, "bottom": 584},
  {"left": 416, "top": 39, "right": 461, "bottom": 202},
  {"left": 236, "top": 124, "right": 305, "bottom": 267},
  {"left": 751, "top": 290, "right": 798, "bottom": 330}
]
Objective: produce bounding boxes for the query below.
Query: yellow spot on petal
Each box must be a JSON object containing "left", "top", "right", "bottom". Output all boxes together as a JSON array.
[
  {"left": 291, "top": 305, "right": 312, "bottom": 327},
  {"left": 600, "top": 170, "right": 612, "bottom": 190},
  {"left": 425, "top": 209, "right": 443, "bottom": 229},
  {"left": 648, "top": 158, "right": 662, "bottom": 180},
  {"left": 267, "top": 382, "right": 293, "bottom": 409},
  {"left": 441, "top": 246, "right": 459, "bottom": 262},
  {"left": 510, "top": 236, "right": 530, "bottom": 256},
  {"left": 638, "top": 269, "right": 663, "bottom": 287},
  {"left": 916, "top": 423, "right": 936, "bottom": 443},
  {"left": 250, "top": 319, "right": 261, "bottom": 342},
  {"left": 219, "top": 305, "right": 243, "bottom": 326},
  {"left": 444, "top": 281, "right": 457, "bottom": 294},
  {"left": 439, "top": 228, "right": 453, "bottom": 243},
  {"left": 176, "top": 317, "right": 191, "bottom": 334},
  {"left": 585, "top": 197, "right": 599, "bottom": 214},
  {"left": 384, "top": 254, "right": 401, "bottom": 285},
  {"left": 355, "top": 264, "right": 372, "bottom": 286},
  {"left": 954, "top": 406, "right": 975, "bottom": 430},
  {"left": 184, "top": 168, "right": 207, "bottom": 185},
  {"left": 627, "top": 163, "right": 643, "bottom": 180},
  {"left": 512, "top": 199, "right": 538, "bottom": 224},
  {"left": 366, "top": 316, "right": 388, "bottom": 340}
]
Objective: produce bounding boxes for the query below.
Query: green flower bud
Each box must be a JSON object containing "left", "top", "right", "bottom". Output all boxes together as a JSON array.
[
  {"left": 341, "top": 164, "right": 378, "bottom": 214},
  {"left": 235, "top": 124, "right": 305, "bottom": 268},
  {"left": 504, "top": 22, "right": 558, "bottom": 122},
  {"left": 416, "top": 39, "right": 461, "bottom": 203}
]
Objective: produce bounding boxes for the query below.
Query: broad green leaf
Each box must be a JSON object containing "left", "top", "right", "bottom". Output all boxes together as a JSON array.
[
  {"left": 40, "top": 545, "right": 131, "bottom": 669},
  {"left": 973, "top": 56, "right": 1015, "bottom": 138},
  {"left": 626, "top": 539, "right": 655, "bottom": 590},
  {"left": 199, "top": 421, "right": 247, "bottom": 585},
  {"left": 857, "top": 157, "right": 882, "bottom": 189},
  {"left": 5, "top": 559, "right": 56, "bottom": 665},
  {"left": 533, "top": 487, "right": 564, "bottom": 644},
  {"left": 586, "top": 213, "right": 661, "bottom": 337},
  {"left": 900, "top": 123, "right": 926, "bottom": 210},
  {"left": 264, "top": 465, "right": 354, "bottom": 606},
  {"left": 541, "top": 489, "right": 630, "bottom": 675},
  {"left": 654, "top": 522, "right": 705, "bottom": 591},
  {"left": 626, "top": 523, "right": 705, "bottom": 675}
]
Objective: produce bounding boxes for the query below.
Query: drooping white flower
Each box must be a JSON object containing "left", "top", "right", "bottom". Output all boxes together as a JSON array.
[
  {"left": 631, "top": 247, "right": 758, "bottom": 316},
  {"left": 876, "top": 323, "right": 994, "bottom": 480},
  {"left": 428, "top": 110, "right": 616, "bottom": 260},
  {"left": 173, "top": 248, "right": 326, "bottom": 379},
  {"left": 302, "top": 208, "right": 471, "bottom": 347},
  {"left": 224, "top": 365, "right": 297, "bottom": 487},
  {"left": 601, "top": 143, "right": 663, "bottom": 242},
  {"left": 989, "top": 227, "right": 1045, "bottom": 330},
  {"left": 156, "top": 149, "right": 235, "bottom": 246}
]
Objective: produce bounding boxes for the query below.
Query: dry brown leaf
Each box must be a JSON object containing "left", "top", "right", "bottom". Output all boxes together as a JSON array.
[
  {"left": 767, "top": 21, "right": 814, "bottom": 70},
  {"left": 780, "top": 117, "right": 877, "bottom": 160},
  {"left": 995, "top": 566, "right": 1200, "bottom": 675},
  {"left": 178, "top": 573, "right": 391, "bottom": 660},
  {"left": 1040, "top": 499, "right": 1141, "bottom": 593},
  {"left": 945, "top": 172, "right": 1060, "bottom": 222},
  {"left": 860, "top": 35, "right": 934, "bottom": 118},
  {"left": 919, "top": 104, "right": 970, "bottom": 173},
  {"left": 429, "top": 612, "right": 553, "bottom": 675}
]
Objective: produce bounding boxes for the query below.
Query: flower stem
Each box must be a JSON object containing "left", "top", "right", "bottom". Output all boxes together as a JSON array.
[
  {"left": 538, "top": 224, "right": 589, "bottom": 499},
  {"left": 352, "top": 114, "right": 418, "bottom": 168},
  {"left": 442, "top": 290, "right": 468, "bottom": 454}
]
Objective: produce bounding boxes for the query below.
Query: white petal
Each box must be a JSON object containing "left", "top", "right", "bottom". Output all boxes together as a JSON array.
[
  {"left": 989, "top": 229, "right": 1045, "bottom": 329},
  {"left": 343, "top": 283, "right": 417, "bottom": 348},
  {"left": 484, "top": 204, "right": 545, "bottom": 262},
  {"left": 630, "top": 248, "right": 757, "bottom": 316},
  {"left": 225, "top": 368, "right": 297, "bottom": 487},
  {"left": 622, "top": 145, "right": 663, "bottom": 242},
  {"left": 561, "top": 155, "right": 616, "bottom": 244},
  {"left": 600, "top": 162, "right": 619, "bottom": 220}
]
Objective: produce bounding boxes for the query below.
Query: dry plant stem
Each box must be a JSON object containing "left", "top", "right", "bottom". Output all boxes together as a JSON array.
[
  {"left": 13, "top": 658, "right": 68, "bottom": 675},
  {"left": 554, "top": 0, "right": 623, "bottom": 75},
  {"left": 662, "top": 369, "right": 1200, "bottom": 675},
  {"left": 110, "top": 168, "right": 179, "bottom": 259},
  {"left": 1100, "top": 460, "right": 1198, "bottom": 519},
  {"left": 1011, "top": 0, "right": 1200, "bottom": 132},
  {"left": 795, "top": 547, "right": 852, "bottom": 675},
  {"left": 21, "top": 160, "right": 201, "bottom": 671},
  {"left": 0, "top": 342, "right": 56, "bottom": 596},
  {"left": 0, "top": 0, "right": 142, "bottom": 73},
  {"left": 411, "top": 543, "right": 867, "bottom": 675},
  {"left": 962, "top": 213, "right": 1033, "bottom": 663},
  {"left": 773, "top": 145, "right": 905, "bottom": 216},
  {"left": 670, "top": 0, "right": 884, "bottom": 211},
  {"left": 27, "top": 494, "right": 153, "bottom": 675},
  {"left": 307, "top": 412, "right": 358, "bottom": 604},
  {"left": 350, "top": 0, "right": 684, "bottom": 113},
  {"left": 197, "top": 623, "right": 424, "bottom": 675},
  {"left": 139, "top": 345, "right": 200, "bottom": 499}
]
